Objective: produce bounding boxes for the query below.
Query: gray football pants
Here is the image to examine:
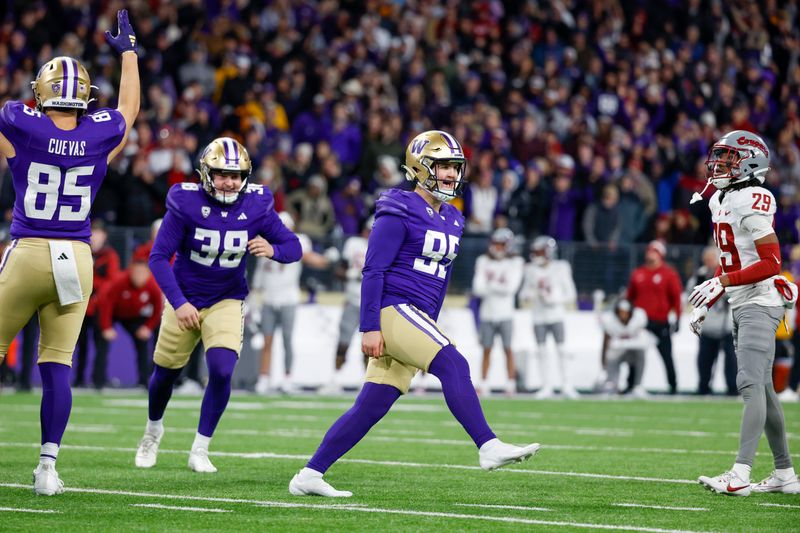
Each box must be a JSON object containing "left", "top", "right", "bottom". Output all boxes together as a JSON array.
[{"left": 733, "top": 304, "right": 792, "bottom": 469}]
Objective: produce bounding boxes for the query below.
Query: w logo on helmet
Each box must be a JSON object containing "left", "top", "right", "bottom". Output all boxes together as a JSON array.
[{"left": 410, "top": 139, "right": 430, "bottom": 154}]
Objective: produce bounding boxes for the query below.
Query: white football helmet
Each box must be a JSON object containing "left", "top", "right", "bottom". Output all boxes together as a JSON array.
[
  {"left": 197, "top": 137, "right": 252, "bottom": 204},
  {"left": 401, "top": 130, "right": 467, "bottom": 202},
  {"left": 531, "top": 235, "right": 557, "bottom": 265},
  {"left": 488, "top": 227, "right": 515, "bottom": 258},
  {"left": 705, "top": 130, "right": 770, "bottom": 190}
]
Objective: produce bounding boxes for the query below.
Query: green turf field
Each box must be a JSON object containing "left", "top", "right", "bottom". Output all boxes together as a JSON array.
[{"left": 1, "top": 391, "right": 798, "bottom": 531}]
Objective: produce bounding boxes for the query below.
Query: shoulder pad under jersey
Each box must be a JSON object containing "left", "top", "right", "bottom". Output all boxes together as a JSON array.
[
  {"left": 730, "top": 186, "right": 776, "bottom": 219},
  {"left": 375, "top": 189, "right": 410, "bottom": 219}
]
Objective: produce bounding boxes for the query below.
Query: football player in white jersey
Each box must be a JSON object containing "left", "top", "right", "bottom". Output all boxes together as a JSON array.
[
  {"left": 599, "top": 298, "right": 654, "bottom": 397},
  {"left": 319, "top": 217, "right": 372, "bottom": 395},
  {"left": 690, "top": 130, "right": 800, "bottom": 496},
  {"left": 472, "top": 228, "right": 524, "bottom": 395},
  {"left": 250, "top": 212, "right": 334, "bottom": 394},
  {"left": 520, "top": 236, "right": 578, "bottom": 398}
]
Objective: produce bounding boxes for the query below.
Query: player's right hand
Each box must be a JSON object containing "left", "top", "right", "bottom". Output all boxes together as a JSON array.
[
  {"left": 104, "top": 9, "right": 138, "bottom": 55},
  {"left": 102, "top": 328, "right": 117, "bottom": 341},
  {"left": 362, "top": 330, "right": 385, "bottom": 358},
  {"left": 175, "top": 302, "right": 201, "bottom": 331}
]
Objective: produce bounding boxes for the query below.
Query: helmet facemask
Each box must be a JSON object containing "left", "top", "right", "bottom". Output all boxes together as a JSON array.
[
  {"left": 706, "top": 145, "right": 745, "bottom": 190},
  {"left": 418, "top": 157, "right": 466, "bottom": 202}
]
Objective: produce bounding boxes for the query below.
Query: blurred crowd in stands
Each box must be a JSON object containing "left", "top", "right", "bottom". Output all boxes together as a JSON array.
[{"left": 0, "top": 0, "right": 798, "bottom": 252}]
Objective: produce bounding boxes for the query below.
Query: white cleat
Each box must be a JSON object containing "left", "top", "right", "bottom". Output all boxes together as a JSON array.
[
  {"left": 698, "top": 470, "right": 751, "bottom": 496},
  {"left": 33, "top": 463, "right": 65, "bottom": 496},
  {"left": 561, "top": 385, "right": 580, "bottom": 399},
  {"left": 534, "top": 387, "right": 554, "bottom": 400},
  {"left": 630, "top": 386, "right": 649, "bottom": 399},
  {"left": 751, "top": 471, "right": 800, "bottom": 494},
  {"left": 289, "top": 471, "right": 352, "bottom": 497},
  {"left": 479, "top": 438, "right": 540, "bottom": 471},
  {"left": 135, "top": 432, "right": 162, "bottom": 468},
  {"left": 254, "top": 375, "right": 271, "bottom": 395},
  {"left": 505, "top": 380, "right": 517, "bottom": 396},
  {"left": 778, "top": 388, "right": 799, "bottom": 402},
  {"left": 188, "top": 448, "right": 218, "bottom": 473}
]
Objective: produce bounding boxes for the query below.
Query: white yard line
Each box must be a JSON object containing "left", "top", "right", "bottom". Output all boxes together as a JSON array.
[
  {"left": 6, "top": 419, "right": 787, "bottom": 459},
  {"left": 0, "top": 442, "right": 696, "bottom": 484},
  {"left": 0, "top": 507, "right": 60, "bottom": 514},
  {"left": 455, "top": 503, "right": 551, "bottom": 512},
  {"left": 757, "top": 503, "right": 800, "bottom": 509},
  {"left": 0, "top": 483, "right": 708, "bottom": 533},
  {"left": 131, "top": 503, "right": 231, "bottom": 513},
  {"left": 612, "top": 503, "right": 709, "bottom": 512}
]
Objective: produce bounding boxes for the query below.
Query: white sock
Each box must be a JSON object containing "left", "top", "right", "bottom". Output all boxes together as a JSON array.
[
  {"left": 192, "top": 433, "right": 212, "bottom": 451},
  {"left": 732, "top": 463, "right": 752, "bottom": 482},
  {"left": 40, "top": 442, "right": 59, "bottom": 466},
  {"left": 776, "top": 467, "right": 796, "bottom": 480},
  {"left": 299, "top": 467, "right": 323, "bottom": 480},
  {"left": 146, "top": 419, "right": 164, "bottom": 438}
]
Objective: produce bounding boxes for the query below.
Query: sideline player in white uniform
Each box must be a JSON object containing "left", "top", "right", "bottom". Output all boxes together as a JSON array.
[
  {"left": 520, "top": 236, "right": 578, "bottom": 398},
  {"left": 250, "top": 212, "right": 334, "bottom": 394},
  {"left": 689, "top": 130, "right": 799, "bottom": 495},
  {"left": 599, "top": 298, "right": 654, "bottom": 397},
  {"left": 319, "top": 217, "right": 372, "bottom": 395},
  {"left": 472, "top": 228, "right": 524, "bottom": 395}
]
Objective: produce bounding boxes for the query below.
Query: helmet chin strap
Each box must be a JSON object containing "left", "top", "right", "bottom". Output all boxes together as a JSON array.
[{"left": 690, "top": 180, "right": 713, "bottom": 204}]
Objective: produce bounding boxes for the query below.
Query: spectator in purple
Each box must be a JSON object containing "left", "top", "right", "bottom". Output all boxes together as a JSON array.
[
  {"left": 291, "top": 94, "right": 331, "bottom": 147},
  {"left": 328, "top": 102, "right": 362, "bottom": 175},
  {"left": 547, "top": 156, "right": 581, "bottom": 241},
  {"left": 331, "top": 178, "right": 368, "bottom": 237}
]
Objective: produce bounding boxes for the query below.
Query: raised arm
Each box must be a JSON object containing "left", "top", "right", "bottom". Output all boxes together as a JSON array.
[{"left": 105, "top": 9, "right": 140, "bottom": 163}]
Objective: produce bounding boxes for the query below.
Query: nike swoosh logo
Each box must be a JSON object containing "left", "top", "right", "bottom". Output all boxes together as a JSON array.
[
  {"left": 772, "top": 255, "right": 780, "bottom": 264},
  {"left": 727, "top": 483, "right": 749, "bottom": 492}
]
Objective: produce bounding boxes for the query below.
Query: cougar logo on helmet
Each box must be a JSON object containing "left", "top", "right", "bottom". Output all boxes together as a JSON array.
[
  {"left": 31, "top": 56, "right": 92, "bottom": 112},
  {"left": 197, "top": 137, "right": 252, "bottom": 205},
  {"left": 736, "top": 136, "right": 768, "bottom": 157},
  {"left": 401, "top": 130, "right": 467, "bottom": 203}
]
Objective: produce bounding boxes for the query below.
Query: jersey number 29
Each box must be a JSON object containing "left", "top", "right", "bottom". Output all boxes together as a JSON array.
[
  {"left": 413, "top": 230, "right": 459, "bottom": 279},
  {"left": 190, "top": 229, "right": 248, "bottom": 268}
]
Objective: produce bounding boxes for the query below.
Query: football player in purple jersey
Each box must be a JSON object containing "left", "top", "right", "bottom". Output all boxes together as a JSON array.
[
  {"left": 289, "top": 130, "right": 540, "bottom": 497},
  {"left": 133, "top": 137, "right": 301, "bottom": 473},
  {"left": 0, "top": 10, "right": 139, "bottom": 495}
]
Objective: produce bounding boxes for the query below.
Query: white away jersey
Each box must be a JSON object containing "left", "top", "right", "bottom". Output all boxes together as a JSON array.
[
  {"left": 472, "top": 255, "right": 524, "bottom": 321},
  {"left": 251, "top": 233, "right": 311, "bottom": 307},
  {"left": 342, "top": 235, "right": 368, "bottom": 306},
  {"left": 521, "top": 259, "right": 577, "bottom": 324},
  {"left": 600, "top": 307, "right": 655, "bottom": 352},
  {"left": 709, "top": 187, "right": 783, "bottom": 309}
]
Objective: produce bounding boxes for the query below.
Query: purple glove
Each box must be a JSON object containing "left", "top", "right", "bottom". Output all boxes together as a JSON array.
[{"left": 104, "top": 9, "right": 137, "bottom": 55}]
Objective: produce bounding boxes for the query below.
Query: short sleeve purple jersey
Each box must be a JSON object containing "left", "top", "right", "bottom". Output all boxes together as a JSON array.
[
  {"left": 360, "top": 188, "right": 464, "bottom": 331},
  {"left": 0, "top": 101, "right": 125, "bottom": 242},
  {"left": 149, "top": 183, "right": 302, "bottom": 310}
]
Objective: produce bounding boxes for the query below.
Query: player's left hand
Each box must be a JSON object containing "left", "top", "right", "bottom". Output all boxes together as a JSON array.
[
  {"left": 362, "top": 330, "right": 385, "bottom": 358},
  {"left": 104, "top": 9, "right": 138, "bottom": 55},
  {"left": 689, "top": 306, "right": 708, "bottom": 337},
  {"left": 688, "top": 277, "right": 724, "bottom": 309},
  {"left": 135, "top": 326, "right": 152, "bottom": 340},
  {"left": 248, "top": 236, "right": 274, "bottom": 258}
]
